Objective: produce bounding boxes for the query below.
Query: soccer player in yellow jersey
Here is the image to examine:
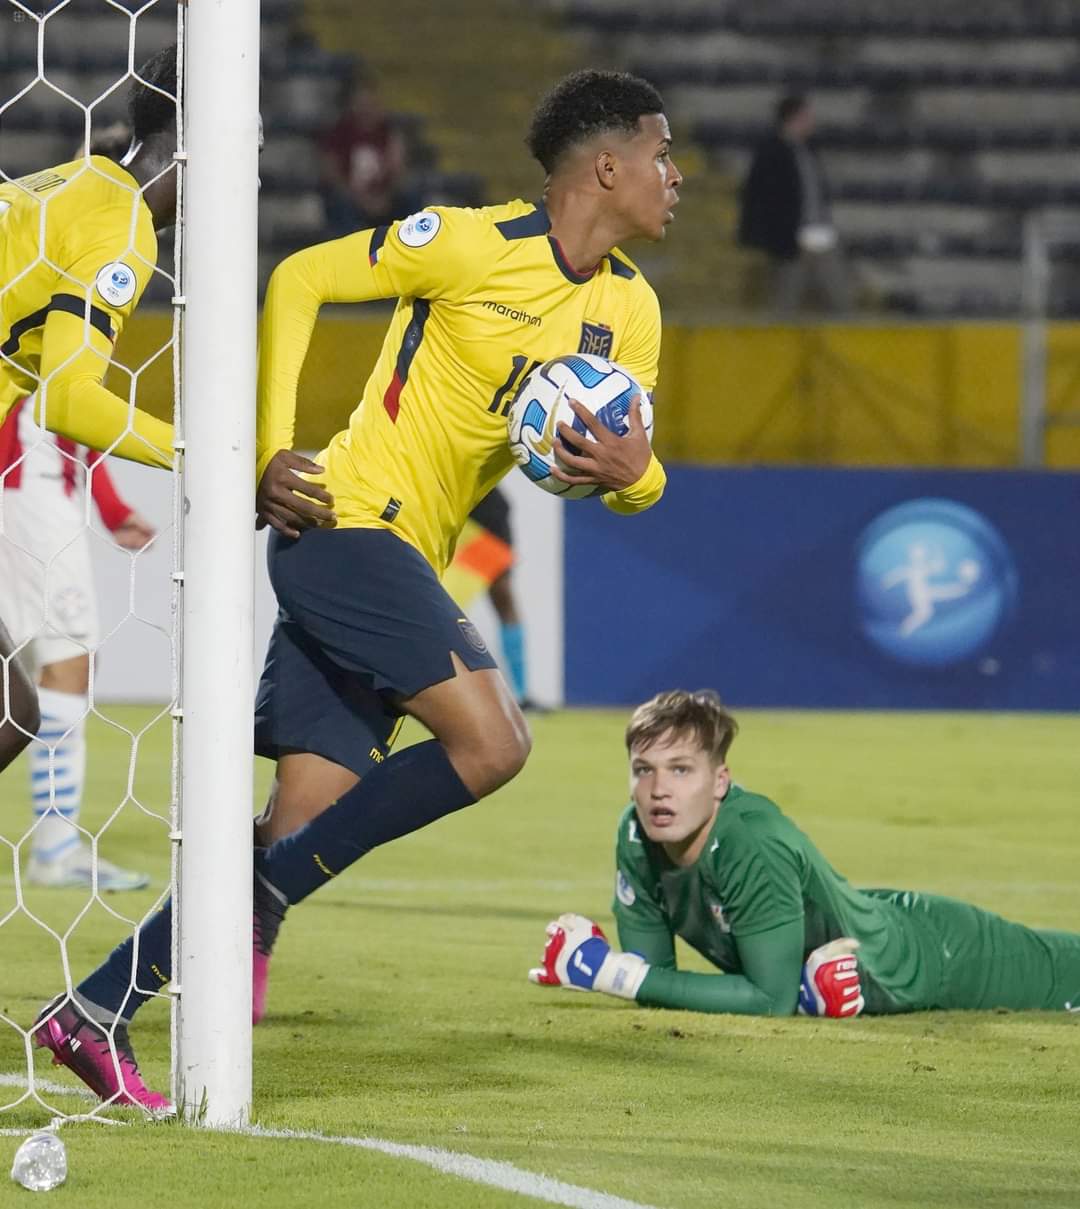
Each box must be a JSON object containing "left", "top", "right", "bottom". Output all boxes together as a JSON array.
[
  {"left": 0, "top": 47, "right": 177, "bottom": 774},
  {"left": 39, "top": 70, "right": 681, "bottom": 1108},
  {"left": 248, "top": 70, "right": 678, "bottom": 1013}
]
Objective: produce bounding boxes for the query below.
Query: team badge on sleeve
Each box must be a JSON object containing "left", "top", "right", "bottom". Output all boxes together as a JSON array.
[
  {"left": 397, "top": 211, "right": 442, "bottom": 248},
  {"left": 94, "top": 262, "right": 137, "bottom": 307},
  {"left": 615, "top": 869, "right": 636, "bottom": 907}
]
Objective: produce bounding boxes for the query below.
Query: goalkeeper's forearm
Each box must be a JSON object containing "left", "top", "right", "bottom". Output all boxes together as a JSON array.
[
  {"left": 634, "top": 966, "right": 796, "bottom": 1016},
  {"left": 626, "top": 918, "right": 804, "bottom": 1015}
]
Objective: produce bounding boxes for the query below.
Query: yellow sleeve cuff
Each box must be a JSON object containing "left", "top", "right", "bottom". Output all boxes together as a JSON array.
[
  {"left": 602, "top": 452, "right": 667, "bottom": 515},
  {"left": 256, "top": 448, "right": 278, "bottom": 487}
]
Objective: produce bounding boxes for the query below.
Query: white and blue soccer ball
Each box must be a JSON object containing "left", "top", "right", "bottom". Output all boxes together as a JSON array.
[{"left": 506, "top": 353, "right": 653, "bottom": 499}]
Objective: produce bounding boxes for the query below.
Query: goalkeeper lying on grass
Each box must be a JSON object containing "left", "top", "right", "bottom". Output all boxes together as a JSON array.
[{"left": 529, "top": 690, "right": 1080, "bottom": 1017}]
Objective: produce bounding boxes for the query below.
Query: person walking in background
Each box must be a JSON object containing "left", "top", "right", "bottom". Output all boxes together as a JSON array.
[{"left": 737, "top": 94, "right": 851, "bottom": 315}]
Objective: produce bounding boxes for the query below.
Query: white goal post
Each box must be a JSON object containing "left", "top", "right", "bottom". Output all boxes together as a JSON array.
[{"left": 175, "top": 0, "right": 260, "bottom": 1125}]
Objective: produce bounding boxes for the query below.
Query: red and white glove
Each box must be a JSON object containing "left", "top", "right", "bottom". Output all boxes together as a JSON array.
[
  {"left": 798, "top": 938, "right": 864, "bottom": 1017},
  {"left": 528, "top": 912, "right": 649, "bottom": 1001}
]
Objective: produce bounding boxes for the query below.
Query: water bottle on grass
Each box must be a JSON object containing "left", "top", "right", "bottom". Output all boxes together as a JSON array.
[{"left": 11, "top": 1131, "right": 67, "bottom": 1192}]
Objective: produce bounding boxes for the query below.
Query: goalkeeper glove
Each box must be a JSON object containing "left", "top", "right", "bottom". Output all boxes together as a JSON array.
[
  {"left": 528, "top": 912, "right": 649, "bottom": 1001},
  {"left": 798, "top": 937, "right": 864, "bottom": 1017}
]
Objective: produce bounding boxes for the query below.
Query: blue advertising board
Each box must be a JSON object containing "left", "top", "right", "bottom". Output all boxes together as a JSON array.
[{"left": 563, "top": 467, "right": 1080, "bottom": 709}]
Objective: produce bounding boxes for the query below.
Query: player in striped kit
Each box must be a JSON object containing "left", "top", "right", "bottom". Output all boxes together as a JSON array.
[{"left": 0, "top": 400, "right": 154, "bottom": 889}]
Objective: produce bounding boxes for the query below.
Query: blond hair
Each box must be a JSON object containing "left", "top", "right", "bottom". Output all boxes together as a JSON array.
[{"left": 625, "top": 690, "right": 738, "bottom": 764}]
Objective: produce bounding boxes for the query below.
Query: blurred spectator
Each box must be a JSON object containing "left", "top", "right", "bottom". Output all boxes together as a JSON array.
[
  {"left": 318, "top": 73, "right": 410, "bottom": 237},
  {"left": 738, "top": 94, "right": 852, "bottom": 315}
]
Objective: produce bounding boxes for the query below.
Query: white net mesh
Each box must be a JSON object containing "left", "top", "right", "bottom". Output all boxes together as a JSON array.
[{"left": 0, "top": 0, "right": 180, "bottom": 1125}]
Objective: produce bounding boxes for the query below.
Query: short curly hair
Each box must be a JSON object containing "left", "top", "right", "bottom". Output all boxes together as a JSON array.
[
  {"left": 129, "top": 45, "right": 177, "bottom": 144},
  {"left": 526, "top": 69, "right": 664, "bottom": 173}
]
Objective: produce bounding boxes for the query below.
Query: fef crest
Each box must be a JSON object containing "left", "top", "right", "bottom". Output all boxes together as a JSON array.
[{"left": 578, "top": 321, "right": 613, "bottom": 358}]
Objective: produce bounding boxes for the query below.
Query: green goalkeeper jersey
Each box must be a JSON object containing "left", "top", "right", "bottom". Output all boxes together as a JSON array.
[{"left": 613, "top": 785, "right": 1080, "bottom": 1016}]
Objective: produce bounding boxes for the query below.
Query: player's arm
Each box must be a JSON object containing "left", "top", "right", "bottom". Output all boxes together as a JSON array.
[
  {"left": 0, "top": 612, "right": 39, "bottom": 773},
  {"left": 612, "top": 855, "right": 678, "bottom": 969},
  {"left": 257, "top": 209, "right": 485, "bottom": 535},
  {"left": 88, "top": 456, "right": 132, "bottom": 530},
  {"left": 636, "top": 920, "right": 805, "bottom": 1015},
  {"left": 36, "top": 312, "right": 171, "bottom": 469},
  {"left": 256, "top": 230, "right": 394, "bottom": 486},
  {"left": 37, "top": 230, "right": 173, "bottom": 469},
  {"left": 550, "top": 283, "right": 666, "bottom": 512},
  {"left": 530, "top": 915, "right": 861, "bottom": 1016},
  {"left": 88, "top": 457, "right": 155, "bottom": 549},
  {"left": 528, "top": 911, "right": 802, "bottom": 1014}
]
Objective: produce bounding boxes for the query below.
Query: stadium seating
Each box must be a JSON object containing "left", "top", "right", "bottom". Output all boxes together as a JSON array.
[
  {"left": 0, "top": 0, "right": 478, "bottom": 298},
  {"left": 548, "top": 0, "right": 1080, "bottom": 315},
  {"left": 5, "top": 1, "right": 1078, "bottom": 316}
]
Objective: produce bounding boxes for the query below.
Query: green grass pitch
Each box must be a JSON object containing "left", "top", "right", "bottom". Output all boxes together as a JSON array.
[{"left": 1, "top": 706, "right": 1078, "bottom": 1208}]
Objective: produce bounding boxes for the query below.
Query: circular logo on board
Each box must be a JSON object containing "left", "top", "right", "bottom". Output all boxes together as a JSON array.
[
  {"left": 94, "top": 261, "right": 137, "bottom": 308},
  {"left": 397, "top": 210, "right": 441, "bottom": 248},
  {"left": 854, "top": 498, "right": 1018, "bottom": 668}
]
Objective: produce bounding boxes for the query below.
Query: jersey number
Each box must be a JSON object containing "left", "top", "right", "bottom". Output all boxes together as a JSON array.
[{"left": 487, "top": 354, "right": 541, "bottom": 416}]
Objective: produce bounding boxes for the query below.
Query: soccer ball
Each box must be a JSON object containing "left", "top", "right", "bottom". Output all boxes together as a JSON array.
[{"left": 506, "top": 354, "right": 653, "bottom": 499}]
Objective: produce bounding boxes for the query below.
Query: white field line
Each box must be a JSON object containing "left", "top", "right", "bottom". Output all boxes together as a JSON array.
[
  {"left": 0, "top": 1072, "right": 94, "bottom": 1100},
  {"left": 0, "top": 1074, "right": 665, "bottom": 1209},
  {"left": 239, "top": 1125, "right": 665, "bottom": 1209}
]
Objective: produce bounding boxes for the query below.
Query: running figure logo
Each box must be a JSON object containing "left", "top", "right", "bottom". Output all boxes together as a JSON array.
[
  {"left": 880, "top": 543, "right": 981, "bottom": 637},
  {"left": 854, "top": 499, "right": 1017, "bottom": 668}
]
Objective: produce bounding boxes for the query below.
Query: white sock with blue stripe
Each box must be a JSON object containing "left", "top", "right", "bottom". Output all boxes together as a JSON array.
[{"left": 29, "top": 688, "right": 87, "bottom": 863}]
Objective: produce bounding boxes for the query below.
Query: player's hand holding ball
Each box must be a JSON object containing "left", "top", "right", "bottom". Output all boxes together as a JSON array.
[
  {"left": 798, "top": 938, "right": 864, "bottom": 1017},
  {"left": 507, "top": 355, "right": 655, "bottom": 499},
  {"left": 256, "top": 449, "right": 337, "bottom": 538},
  {"left": 528, "top": 912, "right": 649, "bottom": 1000},
  {"left": 552, "top": 395, "right": 652, "bottom": 492}
]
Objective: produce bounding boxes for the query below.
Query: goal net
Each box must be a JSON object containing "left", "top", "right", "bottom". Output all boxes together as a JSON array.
[{"left": 0, "top": 0, "right": 256, "bottom": 1130}]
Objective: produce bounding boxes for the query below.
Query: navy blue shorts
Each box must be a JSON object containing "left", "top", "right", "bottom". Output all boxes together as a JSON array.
[{"left": 254, "top": 527, "right": 497, "bottom": 776}]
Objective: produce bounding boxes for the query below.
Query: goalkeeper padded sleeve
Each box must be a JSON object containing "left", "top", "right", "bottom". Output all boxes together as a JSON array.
[{"left": 634, "top": 918, "right": 805, "bottom": 1016}]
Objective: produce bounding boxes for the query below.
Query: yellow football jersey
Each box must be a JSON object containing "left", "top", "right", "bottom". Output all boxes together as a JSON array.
[
  {"left": 0, "top": 156, "right": 170, "bottom": 467},
  {"left": 259, "top": 199, "right": 665, "bottom": 573}
]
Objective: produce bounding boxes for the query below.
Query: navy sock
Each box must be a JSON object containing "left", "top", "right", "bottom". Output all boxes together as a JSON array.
[
  {"left": 76, "top": 899, "right": 172, "bottom": 1023},
  {"left": 257, "top": 739, "right": 476, "bottom": 905}
]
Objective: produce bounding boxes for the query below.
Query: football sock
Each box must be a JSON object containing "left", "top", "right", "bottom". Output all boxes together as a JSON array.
[
  {"left": 76, "top": 900, "right": 172, "bottom": 1023},
  {"left": 257, "top": 739, "right": 476, "bottom": 905},
  {"left": 499, "top": 621, "right": 527, "bottom": 702},
  {"left": 30, "top": 689, "right": 87, "bottom": 862}
]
